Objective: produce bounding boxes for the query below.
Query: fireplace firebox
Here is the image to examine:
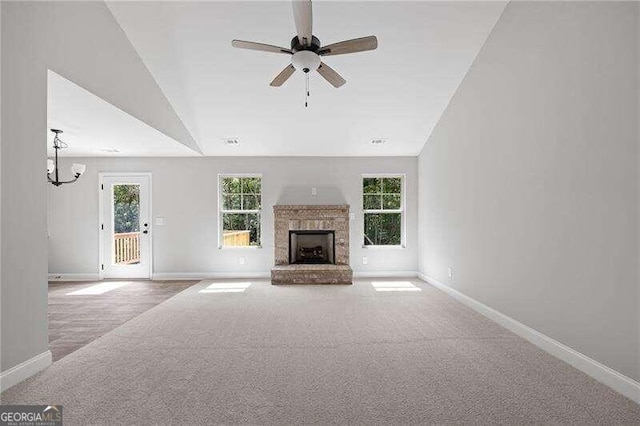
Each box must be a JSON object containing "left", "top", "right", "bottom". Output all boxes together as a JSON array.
[{"left": 289, "top": 230, "right": 335, "bottom": 265}]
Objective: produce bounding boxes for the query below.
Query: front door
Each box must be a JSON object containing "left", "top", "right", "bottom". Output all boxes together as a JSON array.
[{"left": 100, "top": 174, "right": 151, "bottom": 279}]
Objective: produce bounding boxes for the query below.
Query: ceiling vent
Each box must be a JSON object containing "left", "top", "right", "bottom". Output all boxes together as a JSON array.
[
  {"left": 224, "top": 138, "right": 239, "bottom": 146},
  {"left": 371, "top": 138, "right": 386, "bottom": 145}
]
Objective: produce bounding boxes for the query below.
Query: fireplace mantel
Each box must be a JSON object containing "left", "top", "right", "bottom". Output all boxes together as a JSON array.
[
  {"left": 273, "top": 204, "right": 349, "bottom": 211},
  {"left": 272, "top": 204, "right": 352, "bottom": 284}
]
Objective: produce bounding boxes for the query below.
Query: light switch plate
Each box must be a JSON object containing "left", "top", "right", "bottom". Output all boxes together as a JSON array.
[
  {"left": 155, "top": 217, "right": 165, "bottom": 226},
  {"left": 311, "top": 187, "right": 318, "bottom": 196},
  {"left": 362, "top": 256, "right": 368, "bottom": 265},
  {"left": 349, "top": 213, "right": 355, "bottom": 221},
  {"left": 238, "top": 257, "right": 246, "bottom": 265},
  {"left": 448, "top": 267, "right": 453, "bottom": 279}
]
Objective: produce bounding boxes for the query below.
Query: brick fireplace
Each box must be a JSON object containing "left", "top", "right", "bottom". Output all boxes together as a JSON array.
[{"left": 271, "top": 205, "right": 353, "bottom": 285}]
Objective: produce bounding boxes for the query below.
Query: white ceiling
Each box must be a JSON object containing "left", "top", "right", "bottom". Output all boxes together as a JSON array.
[
  {"left": 47, "top": 70, "right": 200, "bottom": 157},
  {"left": 101, "top": 1, "right": 506, "bottom": 157}
]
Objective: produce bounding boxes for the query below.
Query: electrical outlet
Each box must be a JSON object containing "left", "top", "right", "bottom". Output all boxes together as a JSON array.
[
  {"left": 362, "top": 256, "right": 368, "bottom": 265},
  {"left": 238, "top": 257, "right": 246, "bottom": 265},
  {"left": 349, "top": 212, "right": 355, "bottom": 221},
  {"left": 448, "top": 267, "right": 453, "bottom": 279},
  {"left": 311, "top": 187, "right": 318, "bottom": 196}
]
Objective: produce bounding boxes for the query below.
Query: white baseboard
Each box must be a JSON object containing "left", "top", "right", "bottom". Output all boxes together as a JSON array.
[
  {"left": 153, "top": 271, "right": 420, "bottom": 281},
  {"left": 0, "top": 350, "right": 52, "bottom": 392},
  {"left": 48, "top": 273, "right": 99, "bottom": 282},
  {"left": 353, "top": 270, "right": 419, "bottom": 278},
  {"left": 51, "top": 271, "right": 423, "bottom": 281},
  {"left": 417, "top": 273, "right": 640, "bottom": 404},
  {"left": 152, "top": 271, "right": 271, "bottom": 281}
]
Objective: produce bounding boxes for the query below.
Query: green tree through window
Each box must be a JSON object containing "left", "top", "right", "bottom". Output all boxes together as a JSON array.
[
  {"left": 113, "top": 184, "right": 140, "bottom": 234},
  {"left": 220, "top": 176, "right": 262, "bottom": 247},
  {"left": 363, "top": 176, "right": 403, "bottom": 246}
]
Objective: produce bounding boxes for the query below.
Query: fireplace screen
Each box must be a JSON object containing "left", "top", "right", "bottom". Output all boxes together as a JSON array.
[{"left": 289, "top": 230, "right": 335, "bottom": 264}]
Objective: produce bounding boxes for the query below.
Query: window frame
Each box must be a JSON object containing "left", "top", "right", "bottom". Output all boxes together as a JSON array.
[
  {"left": 218, "top": 173, "right": 263, "bottom": 249},
  {"left": 362, "top": 173, "right": 406, "bottom": 249}
]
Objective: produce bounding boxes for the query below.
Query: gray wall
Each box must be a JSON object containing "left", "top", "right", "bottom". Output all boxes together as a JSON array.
[
  {"left": 1, "top": 1, "right": 197, "bottom": 373},
  {"left": 637, "top": 1, "right": 640, "bottom": 378},
  {"left": 2, "top": 1, "right": 50, "bottom": 374},
  {"left": 0, "top": 1, "right": 3, "bottom": 374},
  {"left": 48, "top": 157, "right": 418, "bottom": 276},
  {"left": 418, "top": 1, "right": 639, "bottom": 380}
]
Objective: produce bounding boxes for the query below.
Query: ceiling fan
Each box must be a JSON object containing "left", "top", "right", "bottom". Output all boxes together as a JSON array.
[{"left": 231, "top": 0, "right": 377, "bottom": 105}]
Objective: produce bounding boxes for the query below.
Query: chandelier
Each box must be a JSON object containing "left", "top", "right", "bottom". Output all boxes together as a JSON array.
[{"left": 47, "top": 129, "right": 86, "bottom": 187}]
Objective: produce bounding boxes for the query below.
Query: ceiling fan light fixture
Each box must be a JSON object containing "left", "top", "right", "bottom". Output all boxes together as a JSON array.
[{"left": 292, "top": 50, "right": 320, "bottom": 73}]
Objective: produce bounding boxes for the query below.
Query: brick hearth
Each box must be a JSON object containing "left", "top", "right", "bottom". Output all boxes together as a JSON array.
[{"left": 271, "top": 205, "right": 353, "bottom": 285}]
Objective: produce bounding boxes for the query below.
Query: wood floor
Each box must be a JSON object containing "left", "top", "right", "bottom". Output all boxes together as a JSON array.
[{"left": 48, "top": 280, "right": 197, "bottom": 361}]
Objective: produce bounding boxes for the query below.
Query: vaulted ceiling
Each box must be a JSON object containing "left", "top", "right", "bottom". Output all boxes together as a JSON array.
[{"left": 50, "top": 1, "right": 507, "bottom": 157}]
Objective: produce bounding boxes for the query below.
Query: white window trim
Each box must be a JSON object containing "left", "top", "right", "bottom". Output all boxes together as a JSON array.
[
  {"left": 218, "top": 173, "right": 263, "bottom": 249},
  {"left": 362, "top": 173, "right": 406, "bottom": 249}
]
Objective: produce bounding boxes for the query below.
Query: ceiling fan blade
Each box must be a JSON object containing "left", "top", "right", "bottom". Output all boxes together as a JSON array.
[
  {"left": 318, "top": 36, "right": 378, "bottom": 56},
  {"left": 270, "top": 64, "right": 296, "bottom": 87},
  {"left": 232, "top": 40, "right": 293, "bottom": 54},
  {"left": 317, "top": 62, "right": 346, "bottom": 88},
  {"left": 292, "top": 0, "right": 313, "bottom": 47}
]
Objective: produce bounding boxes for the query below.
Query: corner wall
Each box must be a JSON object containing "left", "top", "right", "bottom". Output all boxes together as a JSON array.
[
  {"left": 0, "top": 0, "right": 3, "bottom": 378},
  {"left": 637, "top": 1, "right": 640, "bottom": 381},
  {"left": 47, "top": 157, "right": 418, "bottom": 278},
  {"left": 418, "top": 1, "right": 639, "bottom": 381}
]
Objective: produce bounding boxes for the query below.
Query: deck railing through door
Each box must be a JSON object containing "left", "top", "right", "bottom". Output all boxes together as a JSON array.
[{"left": 114, "top": 232, "right": 140, "bottom": 264}]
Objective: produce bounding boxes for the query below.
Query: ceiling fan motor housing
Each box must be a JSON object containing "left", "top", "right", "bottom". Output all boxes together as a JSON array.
[
  {"left": 291, "top": 35, "right": 321, "bottom": 53},
  {"left": 292, "top": 50, "right": 321, "bottom": 73}
]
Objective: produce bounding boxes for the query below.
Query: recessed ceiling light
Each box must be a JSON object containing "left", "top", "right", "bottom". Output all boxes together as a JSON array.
[
  {"left": 224, "top": 138, "right": 239, "bottom": 146},
  {"left": 371, "top": 138, "right": 386, "bottom": 145}
]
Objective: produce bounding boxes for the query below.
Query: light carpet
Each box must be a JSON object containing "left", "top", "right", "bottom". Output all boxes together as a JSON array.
[{"left": 2, "top": 278, "right": 639, "bottom": 424}]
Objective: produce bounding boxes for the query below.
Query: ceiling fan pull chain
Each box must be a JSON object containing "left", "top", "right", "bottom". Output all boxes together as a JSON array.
[{"left": 305, "top": 73, "right": 309, "bottom": 108}]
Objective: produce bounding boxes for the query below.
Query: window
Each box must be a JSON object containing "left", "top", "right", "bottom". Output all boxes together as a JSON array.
[
  {"left": 363, "top": 175, "right": 404, "bottom": 246},
  {"left": 219, "top": 175, "right": 262, "bottom": 247}
]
